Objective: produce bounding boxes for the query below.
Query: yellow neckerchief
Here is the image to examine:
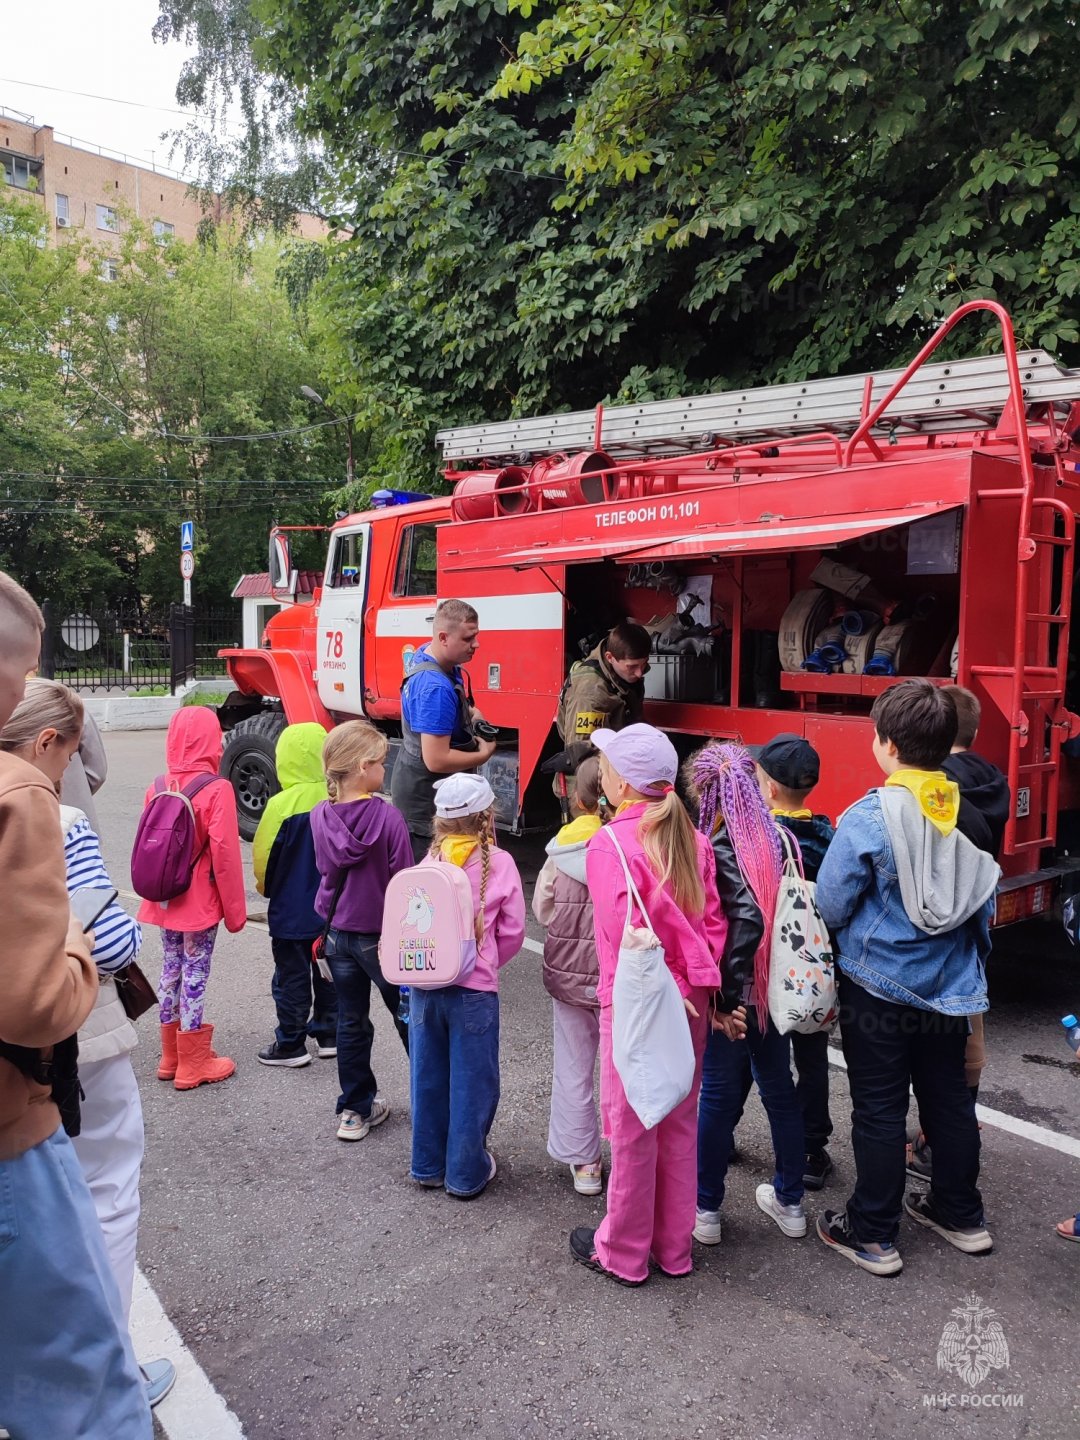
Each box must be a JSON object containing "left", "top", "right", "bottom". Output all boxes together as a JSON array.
[
  {"left": 336, "top": 792, "right": 371, "bottom": 803},
  {"left": 615, "top": 799, "right": 650, "bottom": 817},
  {"left": 556, "top": 813, "right": 602, "bottom": 846},
  {"left": 440, "top": 835, "right": 480, "bottom": 867},
  {"left": 884, "top": 769, "right": 958, "bottom": 836},
  {"left": 771, "top": 807, "right": 813, "bottom": 820}
]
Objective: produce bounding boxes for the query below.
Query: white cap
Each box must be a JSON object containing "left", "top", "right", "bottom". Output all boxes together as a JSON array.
[
  {"left": 591, "top": 724, "right": 678, "bottom": 796},
  {"left": 433, "top": 773, "right": 496, "bottom": 818}
]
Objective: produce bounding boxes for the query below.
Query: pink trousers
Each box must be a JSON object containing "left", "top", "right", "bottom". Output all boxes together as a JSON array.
[{"left": 593, "top": 992, "right": 709, "bottom": 1283}]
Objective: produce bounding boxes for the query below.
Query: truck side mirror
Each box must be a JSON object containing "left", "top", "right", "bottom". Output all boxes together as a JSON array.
[{"left": 269, "top": 530, "right": 296, "bottom": 600}]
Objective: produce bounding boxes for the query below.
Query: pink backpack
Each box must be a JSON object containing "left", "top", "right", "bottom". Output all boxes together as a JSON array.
[
  {"left": 130, "top": 774, "right": 216, "bottom": 903},
  {"left": 379, "top": 856, "right": 478, "bottom": 989}
]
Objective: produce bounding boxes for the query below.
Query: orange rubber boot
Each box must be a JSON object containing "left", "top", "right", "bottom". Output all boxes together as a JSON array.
[
  {"left": 157, "top": 1021, "right": 180, "bottom": 1081},
  {"left": 174, "top": 1025, "right": 237, "bottom": 1090}
]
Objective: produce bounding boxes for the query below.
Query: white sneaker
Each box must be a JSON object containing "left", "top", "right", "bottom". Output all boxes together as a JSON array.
[
  {"left": 756, "top": 1183, "right": 807, "bottom": 1237},
  {"left": 693, "top": 1208, "right": 723, "bottom": 1245},
  {"left": 336, "top": 1097, "right": 389, "bottom": 1141},
  {"left": 571, "top": 1162, "right": 603, "bottom": 1196}
]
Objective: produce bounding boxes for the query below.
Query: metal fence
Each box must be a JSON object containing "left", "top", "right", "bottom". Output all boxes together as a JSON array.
[{"left": 40, "top": 602, "right": 242, "bottom": 694}]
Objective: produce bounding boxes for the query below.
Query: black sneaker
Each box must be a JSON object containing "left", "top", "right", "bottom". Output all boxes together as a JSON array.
[
  {"left": 569, "top": 1227, "right": 646, "bottom": 1286},
  {"left": 257, "top": 1041, "right": 311, "bottom": 1068},
  {"left": 816, "top": 1209, "right": 903, "bottom": 1276},
  {"left": 903, "top": 1192, "right": 993, "bottom": 1254},
  {"left": 905, "top": 1137, "right": 932, "bottom": 1182},
  {"left": 803, "top": 1150, "right": 834, "bottom": 1191}
]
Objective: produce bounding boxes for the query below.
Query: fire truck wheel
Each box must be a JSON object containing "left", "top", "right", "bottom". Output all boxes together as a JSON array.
[{"left": 220, "top": 711, "right": 286, "bottom": 841}]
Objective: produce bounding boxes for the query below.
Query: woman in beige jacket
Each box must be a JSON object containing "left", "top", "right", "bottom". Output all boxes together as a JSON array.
[{"left": 0, "top": 679, "right": 175, "bottom": 1409}]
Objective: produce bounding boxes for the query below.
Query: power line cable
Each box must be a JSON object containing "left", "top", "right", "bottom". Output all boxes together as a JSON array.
[
  {"left": 1, "top": 78, "right": 562, "bottom": 183},
  {"left": 0, "top": 77, "right": 207, "bottom": 121}
]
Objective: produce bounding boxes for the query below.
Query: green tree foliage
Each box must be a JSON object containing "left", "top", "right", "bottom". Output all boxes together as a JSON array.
[
  {"left": 157, "top": 0, "right": 1080, "bottom": 487},
  {"left": 0, "top": 192, "right": 345, "bottom": 611}
]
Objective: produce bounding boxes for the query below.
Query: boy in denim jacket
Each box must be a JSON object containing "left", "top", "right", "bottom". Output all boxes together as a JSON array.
[{"left": 815, "top": 680, "right": 999, "bottom": 1276}]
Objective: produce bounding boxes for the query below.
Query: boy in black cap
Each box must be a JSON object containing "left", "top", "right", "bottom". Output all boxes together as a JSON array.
[{"left": 752, "top": 734, "right": 836, "bottom": 1190}]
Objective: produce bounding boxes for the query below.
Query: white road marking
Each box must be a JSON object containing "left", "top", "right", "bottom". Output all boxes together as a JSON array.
[
  {"left": 526, "top": 940, "right": 1080, "bottom": 1161},
  {"left": 825, "top": 1043, "right": 1080, "bottom": 1160},
  {"left": 131, "top": 1268, "right": 245, "bottom": 1439}
]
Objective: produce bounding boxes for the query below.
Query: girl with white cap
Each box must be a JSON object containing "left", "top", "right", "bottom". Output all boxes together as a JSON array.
[
  {"left": 409, "top": 773, "right": 526, "bottom": 1198},
  {"left": 569, "top": 724, "right": 726, "bottom": 1285}
]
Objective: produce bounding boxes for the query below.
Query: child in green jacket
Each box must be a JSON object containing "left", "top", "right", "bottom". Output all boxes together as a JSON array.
[{"left": 253, "top": 723, "right": 336, "bottom": 1067}]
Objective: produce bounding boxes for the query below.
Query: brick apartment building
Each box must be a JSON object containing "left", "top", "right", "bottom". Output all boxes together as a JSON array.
[{"left": 1, "top": 105, "right": 326, "bottom": 265}]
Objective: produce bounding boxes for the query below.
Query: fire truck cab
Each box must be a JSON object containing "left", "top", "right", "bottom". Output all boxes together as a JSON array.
[{"left": 219, "top": 301, "right": 1080, "bottom": 924}]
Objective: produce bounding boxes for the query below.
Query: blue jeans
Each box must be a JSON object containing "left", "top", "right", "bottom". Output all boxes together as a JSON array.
[
  {"left": 0, "top": 1127, "right": 152, "bottom": 1439},
  {"left": 271, "top": 935, "right": 338, "bottom": 1050},
  {"left": 410, "top": 986, "right": 500, "bottom": 1197},
  {"left": 325, "top": 929, "right": 409, "bottom": 1118},
  {"left": 697, "top": 1009, "right": 806, "bottom": 1210}
]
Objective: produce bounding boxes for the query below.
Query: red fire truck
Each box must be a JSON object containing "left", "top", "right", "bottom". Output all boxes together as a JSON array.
[{"left": 219, "top": 301, "right": 1080, "bottom": 923}]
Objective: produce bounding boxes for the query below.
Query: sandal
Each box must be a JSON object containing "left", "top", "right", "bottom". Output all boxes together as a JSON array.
[
  {"left": 1055, "top": 1214, "right": 1080, "bottom": 1242},
  {"left": 571, "top": 1161, "right": 603, "bottom": 1196}
]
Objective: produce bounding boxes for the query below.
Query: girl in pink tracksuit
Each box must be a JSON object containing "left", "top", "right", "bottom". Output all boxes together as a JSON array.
[{"left": 570, "top": 724, "right": 725, "bottom": 1285}]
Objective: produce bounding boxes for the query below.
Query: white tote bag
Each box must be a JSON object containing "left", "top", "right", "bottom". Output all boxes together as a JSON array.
[
  {"left": 605, "top": 830, "right": 696, "bottom": 1130},
  {"left": 767, "top": 827, "right": 838, "bottom": 1036}
]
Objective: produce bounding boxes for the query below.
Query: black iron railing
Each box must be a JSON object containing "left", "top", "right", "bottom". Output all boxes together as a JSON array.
[{"left": 40, "top": 601, "right": 241, "bottom": 694}]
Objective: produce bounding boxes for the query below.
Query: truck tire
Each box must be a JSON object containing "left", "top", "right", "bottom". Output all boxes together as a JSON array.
[{"left": 221, "top": 712, "right": 286, "bottom": 841}]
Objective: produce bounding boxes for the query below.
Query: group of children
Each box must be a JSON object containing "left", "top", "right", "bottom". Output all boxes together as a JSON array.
[
  {"left": 252, "top": 715, "right": 525, "bottom": 1193},
  {"left": 131, "top": 678, "right": 1008, "bottom": 1274},
  {"left": 554, "top": 682, "right": 1003, "bottom": 1282}
]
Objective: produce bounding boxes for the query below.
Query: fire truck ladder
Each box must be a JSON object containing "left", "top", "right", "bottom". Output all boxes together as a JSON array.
[
  {"left": 437, "top": 343, "right": 1080, "bottom": 465},
  {"left": 836, "top": 300, "right": 1078, "bottom": 856}
]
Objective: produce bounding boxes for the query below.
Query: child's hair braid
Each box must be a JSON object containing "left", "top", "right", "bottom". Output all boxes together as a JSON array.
[
  {"left": 686, "top": 741, "right": 783, "bottom": 1026},
  {"left": 476, "top": 816, "right": 491, "bottom": 945},
  {"left": 430, "top": 805, "right": 495, "bottom": 944}
]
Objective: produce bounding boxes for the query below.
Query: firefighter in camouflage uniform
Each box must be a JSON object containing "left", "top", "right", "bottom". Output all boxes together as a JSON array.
[{"left": 554, "top": 622, "right": 652, "bottom": 768}]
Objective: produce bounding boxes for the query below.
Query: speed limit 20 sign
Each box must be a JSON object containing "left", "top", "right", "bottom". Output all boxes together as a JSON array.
[{"left": 180, "top": 551, "right": 195, "bottom": 580}]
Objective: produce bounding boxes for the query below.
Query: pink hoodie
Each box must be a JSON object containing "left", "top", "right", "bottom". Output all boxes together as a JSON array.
[
  {"left": 586, "top": 802, "right": 725, "bottom": 1006},
  {"left": 136, "top": 708, "right": 247, "bottom": 934},
  {"left": 455, "top": 846, "right": 526, "bottom": 993}
]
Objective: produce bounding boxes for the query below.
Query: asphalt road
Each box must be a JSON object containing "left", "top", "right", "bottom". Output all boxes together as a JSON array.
[{"left": 94, "top": 729, "right": 1078, "bottom": 1440}]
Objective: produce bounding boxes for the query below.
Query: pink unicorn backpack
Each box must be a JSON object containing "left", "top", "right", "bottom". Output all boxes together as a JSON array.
[{"left": 379, "top": 856, "right": 478, "bottom": 989}]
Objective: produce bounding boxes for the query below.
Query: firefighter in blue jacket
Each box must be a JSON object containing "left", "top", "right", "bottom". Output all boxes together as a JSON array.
[{"left": 252, "top": 723, "right": 338, "bottom": 1067}]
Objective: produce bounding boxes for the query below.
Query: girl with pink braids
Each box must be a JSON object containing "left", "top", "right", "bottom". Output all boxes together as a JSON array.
[{"left": 686, "top": 742, "right": 807, "bottom": 1246}]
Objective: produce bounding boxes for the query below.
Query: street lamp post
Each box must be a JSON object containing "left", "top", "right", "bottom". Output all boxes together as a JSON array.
[{"left": 301, "top": 385, "right": 355, "bottom": 487}]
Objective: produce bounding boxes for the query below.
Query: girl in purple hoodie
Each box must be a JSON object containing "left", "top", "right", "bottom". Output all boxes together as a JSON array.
[{"left": 310, "top": 722, "right": 412, "bottom": 1141}]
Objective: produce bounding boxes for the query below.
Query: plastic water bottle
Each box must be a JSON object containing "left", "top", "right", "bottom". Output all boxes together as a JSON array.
[
  {"left": 398, "top": 985, "right": 410, "bottom": 1026},
  {"left": 1062, "top": 1014, "right": 1080, "bottom": 1057}
]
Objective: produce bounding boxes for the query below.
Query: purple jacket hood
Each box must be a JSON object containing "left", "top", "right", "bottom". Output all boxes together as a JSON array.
[
  {"left": 310, "top": 796, "right": 394, "bottom": 867},
  {"left": 309, "top": 796, "right": 413, "bottom": 933}
]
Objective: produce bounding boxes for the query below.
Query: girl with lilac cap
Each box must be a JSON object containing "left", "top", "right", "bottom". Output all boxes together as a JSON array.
[{"left": 569, "top": 724, "right": 725, "bottom": 1285}]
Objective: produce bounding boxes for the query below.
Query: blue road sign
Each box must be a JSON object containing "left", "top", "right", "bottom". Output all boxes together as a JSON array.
[{"left": 180, "top": 521, "right": 194, "bottom": 552}]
